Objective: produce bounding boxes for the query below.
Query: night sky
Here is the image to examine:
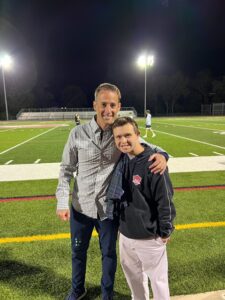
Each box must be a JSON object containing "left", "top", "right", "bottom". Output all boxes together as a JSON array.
[{"left": 1, "top": 0, "right": 225, "bottom": 109}]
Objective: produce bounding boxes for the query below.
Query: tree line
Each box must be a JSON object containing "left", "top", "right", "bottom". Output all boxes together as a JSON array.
[
  {"left": 1, "top": 69, "right": 225, "bottom": 119},
  {"left": 130, "top": 70, "right": 225, "bottom": 115}
]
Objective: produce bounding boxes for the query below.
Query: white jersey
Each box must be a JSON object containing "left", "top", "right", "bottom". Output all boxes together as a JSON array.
[{"left": 146, "top": 113, "right": 152, "bottom": 126}]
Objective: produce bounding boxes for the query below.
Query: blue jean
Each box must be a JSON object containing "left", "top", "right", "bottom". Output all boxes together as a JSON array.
[{"left": 70, "top": 206, "right": 119, "bottom": 300}]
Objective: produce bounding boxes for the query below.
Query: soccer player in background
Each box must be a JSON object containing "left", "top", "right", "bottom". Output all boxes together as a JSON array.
[{"left": 143, "top": 109, "right": 156, "bottom": 138}]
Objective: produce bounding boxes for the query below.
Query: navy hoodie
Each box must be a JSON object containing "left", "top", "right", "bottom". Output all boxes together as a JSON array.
[{"left": 119, "top": 145, "right": 176, "bottom": 239}]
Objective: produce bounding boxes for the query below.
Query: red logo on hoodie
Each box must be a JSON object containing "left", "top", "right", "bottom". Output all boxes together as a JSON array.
[{"left": 132, "top": 175, "right": 142, "bottom": 185}]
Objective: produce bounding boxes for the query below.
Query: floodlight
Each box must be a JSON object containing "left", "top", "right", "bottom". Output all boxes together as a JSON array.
[
  {"left": 0, "top": 53, "right": 13, "bottom": 120},
  {"left": 136, "top": 53, "right": 155, "bottom": 115},
  {"left": 137, "top": 54, "right": 154, "bottom": 69},
  {"left": 0, "top": 54, "right": 13, "bottom": 70}
]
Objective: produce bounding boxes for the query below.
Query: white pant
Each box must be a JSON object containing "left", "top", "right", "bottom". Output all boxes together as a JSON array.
[{"left": 119, "top": 233, "right": 170, "bottom": 300}]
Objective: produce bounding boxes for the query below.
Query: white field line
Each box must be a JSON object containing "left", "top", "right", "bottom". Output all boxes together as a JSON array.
[
  {"left": 34, "top": 159, "right": 41, "bottom": 164},
  {"left": 154, "top": 121, "right": 225, "bottom": 132},
  {"left": 191, "top": 121, "right": 225, "bottom": 126},
  {"left": 0, "top": 127, "right": 57, "bottom": 155},
  {"left": 154, "top": 117, "right": 225, "bottom": 126},
  {"left": 5, "top": 160, "right": 13, "bottom": 165},
  {"left": 209, "top": 123, "right": 225, "bottom": 126},
  {"left": 189, "top": 153, "right": 199, "bottom": 157},
  {"left": 0, "top": 129, "right": 13, "bottom": 133},
  {"left": 142, "top": 128, "right": 225, "bottom": 150},
  {"left": 213, "top": 151, "right": 224, "bottom": 156}
]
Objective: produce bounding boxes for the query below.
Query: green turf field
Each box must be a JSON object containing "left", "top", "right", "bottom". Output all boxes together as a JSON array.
[
  {"left": 0, "top": 116, "right": 225, "bottom": 299},
  {"left": 0, "top": 122, "right": 73, "bottom": 164},
  {"left": 0, "top": 116, "right": 225, "bottom": 164},
  {"left": 138, "top": 116, "right": 225, "bottom": 157}
]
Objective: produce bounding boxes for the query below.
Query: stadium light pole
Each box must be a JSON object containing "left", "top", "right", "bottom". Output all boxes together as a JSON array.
[
  {"left": 137, "top": 54, "right": 154, "bottom": 116},
  {"left": 0, "top": 53, "right": 13, "bottom": 120}
]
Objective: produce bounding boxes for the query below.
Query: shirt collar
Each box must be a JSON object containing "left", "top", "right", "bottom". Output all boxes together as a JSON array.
[
  {"left": 90, "top": 116, "right": 100, "bottom": 133},
  {"left": 90, "top": 115, "right": 112, "bottom": 134}
]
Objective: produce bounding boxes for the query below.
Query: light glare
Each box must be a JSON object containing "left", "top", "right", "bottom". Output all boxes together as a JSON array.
[
  {"left": 137, "top": 54, "right": 154, "bottom": 68},
  {"left": 0, "top": 54, "right": 13, "bottom": 70}
]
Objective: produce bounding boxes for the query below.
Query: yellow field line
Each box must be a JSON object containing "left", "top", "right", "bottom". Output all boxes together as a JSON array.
[
  {"left": 175, "top": 221, "right": 225, "bottom": 230},
  {"left": 0, "top": 233, "right": 70, "bottom": 244},
  {"left": 0, "top": 231, "right": 98, "bottom": 244},
  {"left": 0, "top": 222, "right": 225, "bottom": 244}
]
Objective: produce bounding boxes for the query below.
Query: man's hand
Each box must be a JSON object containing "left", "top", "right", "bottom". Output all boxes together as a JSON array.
[
  {"left": 149, "top": 153, "right": 167, "bottom": 174},
  {"left": 56, "top": 209, "right": 70, "bottom": 221}
]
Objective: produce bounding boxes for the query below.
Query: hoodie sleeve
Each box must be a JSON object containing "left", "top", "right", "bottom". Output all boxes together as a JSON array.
[{"left": 150, "top": 168, "right": 176, "bottom": 237}]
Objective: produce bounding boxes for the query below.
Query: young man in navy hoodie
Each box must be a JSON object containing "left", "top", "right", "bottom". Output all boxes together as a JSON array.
[{"left": 112, "top": 117, "right": 176, "bottom": 300}]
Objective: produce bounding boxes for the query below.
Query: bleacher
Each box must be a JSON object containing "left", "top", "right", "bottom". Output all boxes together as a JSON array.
[{"left": 17, "top": 108, "right": 137, "bottom": 121}]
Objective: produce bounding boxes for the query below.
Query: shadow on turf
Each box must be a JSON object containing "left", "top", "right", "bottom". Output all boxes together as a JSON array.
[
  {"left": 169, "top": 254, "right": 225, "bottom": 295},
  {"left": 0, "top": 259, "right": 70, "bottom": 298},
  {"left": 0, "top": 260, "right": 130, "bottom": 299}
]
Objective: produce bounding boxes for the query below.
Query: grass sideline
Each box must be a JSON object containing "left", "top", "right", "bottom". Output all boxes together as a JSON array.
[
  {"left": 0, "top": 172, "right": 225, "bottom": 298},
  {"left": 0, "top": 228, "right": 225, "bottom": 299},
  {"left": 0, "top": 171, "right": 225, "bottom": 198}
]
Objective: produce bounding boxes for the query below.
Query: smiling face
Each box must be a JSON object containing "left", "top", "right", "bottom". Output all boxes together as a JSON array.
[
  {"left": 113, "top": 123, "right": 143, "bottom": 156},
  {"left": 93, "top": 90, "right": 121, "bottom": 130}
]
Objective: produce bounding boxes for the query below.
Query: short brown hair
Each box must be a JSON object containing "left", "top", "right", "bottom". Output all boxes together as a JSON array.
[
  {"left": 94, "top": 83, "right": 121, "bottom": 101},
  {"left": 112, "top": 117, "right": 140, "bottom": 135}
]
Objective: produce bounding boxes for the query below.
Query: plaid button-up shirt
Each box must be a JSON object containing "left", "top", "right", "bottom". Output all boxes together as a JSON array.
[{"left": 56, "top": 117, "right": 121, "bottom": 219}]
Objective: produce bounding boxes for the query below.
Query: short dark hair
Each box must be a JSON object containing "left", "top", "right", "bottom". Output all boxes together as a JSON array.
[
  {"left": 94, "top": 83, "right": 121, "bottom": 101},
  {"left": 112, "top": 117, "right": 140, "bottom": 135}
]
